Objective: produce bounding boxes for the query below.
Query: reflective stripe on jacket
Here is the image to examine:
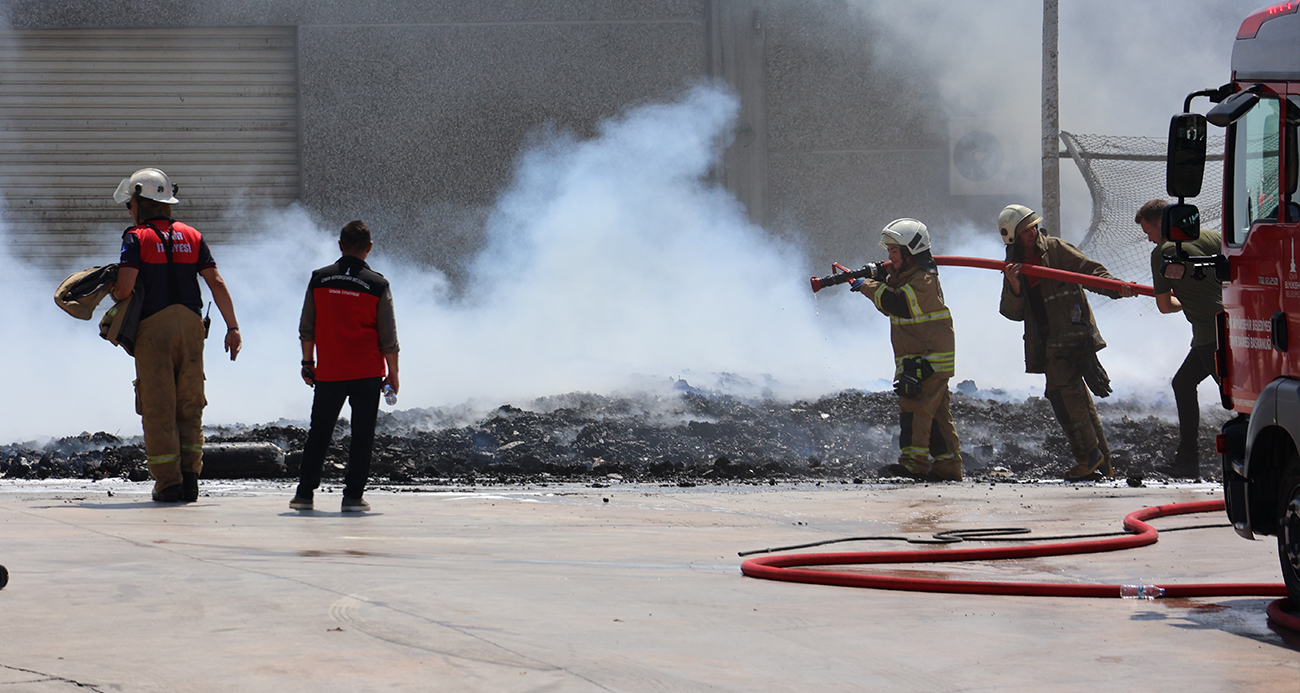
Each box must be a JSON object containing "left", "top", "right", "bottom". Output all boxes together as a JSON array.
[{"left": 859, "top": 263, "right": 955, "bottom": 377}]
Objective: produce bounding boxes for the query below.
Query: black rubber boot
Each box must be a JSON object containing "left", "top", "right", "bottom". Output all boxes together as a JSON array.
[
  {"left": 877, "top": 463, "right": 927, "bottom": 481},
  {"left": 152, "top": 484, "right": 185, "bottom": 503},
  {"left": 1155, "top": 460, "right": 1200, "bottom": 479},
  {"left": 1064, "top": 449, "right": 1106, "bottom": 482},
  {"left": 182, "top": 473, "right": 199, "bottom": 502}
]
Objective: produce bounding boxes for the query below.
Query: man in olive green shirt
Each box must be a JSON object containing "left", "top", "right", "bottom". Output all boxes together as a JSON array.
[{"left": 1137, "top": 199, "right": 1224, "bottom": 478}]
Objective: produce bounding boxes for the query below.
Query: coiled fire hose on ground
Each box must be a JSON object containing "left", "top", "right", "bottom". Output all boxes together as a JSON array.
[
  {"left": 810, "top": 256, "right": 1156, "bottom": 297},
  {"left": 740, "top": 500, "right": 1300, "bottom": 632}
]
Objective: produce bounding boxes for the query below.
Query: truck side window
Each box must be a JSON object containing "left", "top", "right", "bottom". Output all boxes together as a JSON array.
[
  {"left": 1286, "top": 96, "right": 1300, "bottom": 221},
  {"left": 1229, "top": 96, "right": 1282, "bottom": 245}
]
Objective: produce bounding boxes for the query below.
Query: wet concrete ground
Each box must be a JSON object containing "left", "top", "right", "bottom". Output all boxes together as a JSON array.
[{"left": 1, "top": 479, "right": 1297, "bottom": 692}]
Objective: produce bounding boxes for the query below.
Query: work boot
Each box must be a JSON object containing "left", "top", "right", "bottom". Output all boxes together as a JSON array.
[
  {"left": 877, "top": 463, "right": 927, "bottom": 481},
  {"left": 152, "top": 484, "right": 184, "bottom": 503},
  {"left": 1064, "top": 449, "right": 1106, "bottom": 482},
  {"left": 289, "top": 494, "right": 313, "bottom": 510},
  {"left": 1155, "top": 460, "right": 1200, "bottom": 480},
  {"left": 929, "top": 456, "right": 963, "bottom": 482},
  {"left": 341, "top": 495, "right": 371, "bottom": 512},
  {"left": 182, "top": 473, "right": 199, "bottom": 503}
]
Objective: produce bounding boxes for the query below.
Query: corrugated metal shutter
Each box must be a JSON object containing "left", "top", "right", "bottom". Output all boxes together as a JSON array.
[{"left": 0, "top": 26, "right": 299, "bottom": 268}]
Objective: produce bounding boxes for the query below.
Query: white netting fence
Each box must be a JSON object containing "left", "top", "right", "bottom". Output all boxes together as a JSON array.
[{"left": 1064, "top": 131, "right": 1225, "bottom": 315}]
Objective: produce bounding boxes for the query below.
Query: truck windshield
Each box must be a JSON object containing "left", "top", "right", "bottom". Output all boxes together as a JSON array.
[{"left": 1230, "top": 96, "right": 1282, "bottom": 244}]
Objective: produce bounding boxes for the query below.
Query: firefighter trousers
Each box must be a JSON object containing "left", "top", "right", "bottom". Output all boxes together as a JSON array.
[
  {"left": 134, "top": 305, "right": 206, "bottom": 492},
  {"left": 1044, "top": 347, "right": 1110, "bottom": 464},
  {"left": 898, "top": 376, "right": 962, "bottom": 478}
]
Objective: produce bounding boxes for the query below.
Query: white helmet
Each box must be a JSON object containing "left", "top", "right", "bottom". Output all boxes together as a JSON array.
[
  {"left": 997, "top": 204, "right": 1041, "bottom": 244},
  {"left": 879, "top": 218, "right": 931, "bottom": 254},
  {"left": 113, "top": 168, "right": 179, "bottom": 204}
]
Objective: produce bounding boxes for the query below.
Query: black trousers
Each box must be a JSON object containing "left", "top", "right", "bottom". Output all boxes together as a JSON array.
[
  {"left": 298, "top": 377, "right": 382, "bottom": 499},
  {"left": 1172, "top": 343, "right": 1218, "bottom": 465}
]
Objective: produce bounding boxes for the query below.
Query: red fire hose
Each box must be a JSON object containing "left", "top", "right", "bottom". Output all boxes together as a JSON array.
[
  {"left": 741, "top": 499, "right": 1300, "bottom": 630},
  {"left": 810, "top": 256, "right": 1155, "bottom": 297},
  {"left": 741, "top": 499, "right": 1281, "bottom": 598},
  {"left": 935, "top": 256, "right": 1155, "bottom": 297}
]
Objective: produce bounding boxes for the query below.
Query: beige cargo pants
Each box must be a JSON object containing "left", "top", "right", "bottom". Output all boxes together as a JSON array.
[
  {"left": 1044, "top": 346, "right": 1111, "bottom": 470},
  {"left": 134, "top": 305, "right": 205, "bottom": 493},
  {"left": 898, "top": 376, "right": 963, "bottom": 480}
]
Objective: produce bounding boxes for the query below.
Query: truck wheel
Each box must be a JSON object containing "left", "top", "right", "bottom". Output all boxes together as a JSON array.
[{"left": 1280, "top": 457, "right": 1300, "bottom": 604}]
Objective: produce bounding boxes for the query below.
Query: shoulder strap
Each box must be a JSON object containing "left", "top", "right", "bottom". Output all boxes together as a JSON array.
[{"left": 144, "top": 220, "right": 179, "bottom": 304}]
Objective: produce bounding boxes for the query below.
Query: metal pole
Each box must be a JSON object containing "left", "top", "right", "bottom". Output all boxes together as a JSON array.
[{"left": 1041, "top": 0, "right": 1060, "bottom": 232}]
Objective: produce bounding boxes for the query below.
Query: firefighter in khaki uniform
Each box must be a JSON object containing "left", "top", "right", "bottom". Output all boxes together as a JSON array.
[
  {"left": 998, "top": 204, "right": 1132, "bottom": 482},
  {"left": 110, "top": 168, "right": 241, "bottom": 502},
  {"left": 851, "top": 219, "right": 963, "bottom": 481}
]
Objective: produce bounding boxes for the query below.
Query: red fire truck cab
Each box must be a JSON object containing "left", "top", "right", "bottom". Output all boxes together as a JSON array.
[{"left": 1169, "top": 1, "right": 1300, "bottom": 603}]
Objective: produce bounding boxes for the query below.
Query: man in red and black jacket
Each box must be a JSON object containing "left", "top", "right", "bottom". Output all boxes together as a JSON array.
[
  {"left": 110, "top": 167, "right": 241, "bottom": 503},
  {"left": 291, "top": 220, "right": 399, "bottom": 512}
]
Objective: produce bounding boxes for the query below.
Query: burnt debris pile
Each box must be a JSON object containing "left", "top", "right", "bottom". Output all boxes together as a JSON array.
[{"left": 1, "top": 383, "right": 1227, "bottom": 485}]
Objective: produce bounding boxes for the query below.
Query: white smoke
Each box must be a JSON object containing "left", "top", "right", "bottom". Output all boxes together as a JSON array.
[
  {"left": 397, "top": 84, "right": 868, "bottom": 406},
  {"left": 855, "top": 0, "right": 1262, "bottom": 243},
  {"left": 5, "top": 85, "right": 891, "bottom": 444},
  {"left": 7, "top": 73, "right": 1222, "bottom": 445}
]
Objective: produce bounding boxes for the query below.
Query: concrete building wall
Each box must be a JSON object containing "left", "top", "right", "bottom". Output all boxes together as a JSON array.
[
  {"left": 298, "top": 18, "right": 707, "bottom": 272},
  {"left": 0, "top": 0, "right": 993, "bottom": 276},
  {"left": 761, "top": 1, "right": 1012, "bottom": 268}
]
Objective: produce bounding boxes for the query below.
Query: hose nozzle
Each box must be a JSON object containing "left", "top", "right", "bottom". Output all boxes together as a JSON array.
[{"left": 810, "top": 263, "right": 881, "bottom": 293}]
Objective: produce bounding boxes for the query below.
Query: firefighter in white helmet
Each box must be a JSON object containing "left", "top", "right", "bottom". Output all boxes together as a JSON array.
[
  {"left": 109, "top": 168, "right": 242, "bottom": 503},
  {"left": 998, "top": 204, "right": 1132, "bottom": 482},
  {"left": 851, "top": 218, "right": 962, "bottom": 481}
]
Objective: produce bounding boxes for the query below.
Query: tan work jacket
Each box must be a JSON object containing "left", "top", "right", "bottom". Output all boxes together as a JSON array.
[
  {"left": 859, "top": 263, "right": 955, "bottom": 377},
  {"left": 999, "top": 231, "right": 1123, "bottom": 373}
]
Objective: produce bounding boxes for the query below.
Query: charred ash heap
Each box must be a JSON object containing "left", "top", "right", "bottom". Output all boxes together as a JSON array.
[{"left": 1, "top": 380, "right": 1225, "bottom": 486}]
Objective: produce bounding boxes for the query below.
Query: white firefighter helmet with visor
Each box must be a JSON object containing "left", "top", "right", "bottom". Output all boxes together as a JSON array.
[
  {"left": 997, "top": 204, "right": 1041, "bottom": 244},
  {"left": 879, "top": 217, "right": 931, "bottom": 254},
  {"left": 113, "top": 168, "right": 180, "bottom": 205}
]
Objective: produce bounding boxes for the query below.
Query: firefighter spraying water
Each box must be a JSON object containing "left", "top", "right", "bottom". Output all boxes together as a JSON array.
[{"left": 845, "top": 219, "right": 962, "bottom": 482}]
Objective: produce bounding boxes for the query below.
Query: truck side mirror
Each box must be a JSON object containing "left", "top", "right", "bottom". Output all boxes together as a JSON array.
[
  {"left": 1162, "top": 202, "right": 1201, "bottom": 242},
  {"left": 1167, "top": 113, "right": 1207, "bottom": 198},
  {"left": 1207, "top": 90, "right": 1259, "bottom": 127}
]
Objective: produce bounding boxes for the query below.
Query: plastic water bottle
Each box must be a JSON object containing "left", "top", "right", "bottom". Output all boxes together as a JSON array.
[
  {"left": 382, "top": 384, "right": 397, "bottom": 406},
  {"left": 1119, "top": 584, "right": 1164, "bottom": 599}
]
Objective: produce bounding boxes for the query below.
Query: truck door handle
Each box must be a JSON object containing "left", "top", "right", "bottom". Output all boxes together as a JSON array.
[{"left": 1272, "top": 311, "right": 1289, "bottom": 352}]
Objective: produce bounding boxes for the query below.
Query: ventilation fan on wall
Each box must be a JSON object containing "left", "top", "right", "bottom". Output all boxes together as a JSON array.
[{"left": 948, "top": 118, "right": 1037, "bottom": 196}]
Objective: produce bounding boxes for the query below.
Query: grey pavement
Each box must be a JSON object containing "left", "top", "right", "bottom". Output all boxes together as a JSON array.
[{"left": 1, "top": 479, "right": 1297, "bottom": 692}]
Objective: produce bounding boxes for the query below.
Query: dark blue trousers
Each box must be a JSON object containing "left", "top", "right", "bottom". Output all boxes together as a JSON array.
[{"left": 298, "top": 377, "right": 382, "bottom": 499}]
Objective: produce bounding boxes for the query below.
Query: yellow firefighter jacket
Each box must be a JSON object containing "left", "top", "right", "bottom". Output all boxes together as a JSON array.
[
  {"left": 858, "top": 263, "right": 955, "bottom": 377},
  {"left": 999, "top": 230, "right": 1124, "bottom": 373}
]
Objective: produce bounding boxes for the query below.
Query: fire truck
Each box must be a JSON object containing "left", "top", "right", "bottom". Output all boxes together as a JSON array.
[{"left": 1166, "top": 1, "right": 1300, "bottom": 603}]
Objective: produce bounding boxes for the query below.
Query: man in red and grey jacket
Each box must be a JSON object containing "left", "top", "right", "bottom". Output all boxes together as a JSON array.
[{"left": 291, "top": 220, "right": 399, "bottom": 512}]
